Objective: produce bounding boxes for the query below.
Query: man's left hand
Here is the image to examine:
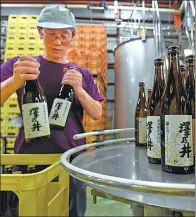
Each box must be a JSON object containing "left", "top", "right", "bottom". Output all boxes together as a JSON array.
[{"left": 62, "top": 68, "right": 83, "bottom": 96}]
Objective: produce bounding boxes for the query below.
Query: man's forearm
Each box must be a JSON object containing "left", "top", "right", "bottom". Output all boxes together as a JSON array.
[
  {"left": 76, "top": 89, "right": 102, "bottom": 120},
  {"left": 0, "top": 77, "right": 19, "bottom": 106}
]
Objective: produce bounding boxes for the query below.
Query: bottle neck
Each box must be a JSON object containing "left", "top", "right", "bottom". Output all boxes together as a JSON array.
[
  {"left": 167, "top": 52, "right": 185, "bottom": 93},
  {"left": 154, "top": 64, "right": 165, "bottom": 87},
  {"left": 186, "top": 60, "right": 195, "bottom": 87},
  {"left": 165, "top": 52, "right": 188, "bottom": 114},
  {"left": 139, "top": 86, "right": 145, "bottom": 95},
  {"left": 138, "top": 86, "right": 146, "bottom": 106},
  {"left": 147, "top": 91, "right": 152, "bottom": 103},
  {"left": 25, "top": 80, "right": 39, "bottom": 90},
  {"left": 168, "top": 52, "right": 181, "bottom": 80},
  {"left": 59, "top": 84, "right": 74, "bottom": 98}
]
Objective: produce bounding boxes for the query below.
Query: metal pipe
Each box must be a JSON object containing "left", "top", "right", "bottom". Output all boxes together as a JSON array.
[
  {"left": 73, "top": 128, "right": 135, "bottom": 140},
  {"left": 1, "top": 3, "right": 182, "bottom": 14}
]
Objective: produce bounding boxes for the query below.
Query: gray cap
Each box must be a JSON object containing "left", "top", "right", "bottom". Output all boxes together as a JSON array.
[{"left": 37, "top": 5, "right": 76, "bottom": 32}]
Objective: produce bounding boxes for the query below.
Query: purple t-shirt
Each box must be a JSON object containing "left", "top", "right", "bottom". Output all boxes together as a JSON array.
[{"left": 0, "top": 56, "right": 104, "bottom": 154}]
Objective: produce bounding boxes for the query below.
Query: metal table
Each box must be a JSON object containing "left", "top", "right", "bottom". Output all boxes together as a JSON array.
[{"left": 60, "top": 129, "right": 195, "bottom": 215}]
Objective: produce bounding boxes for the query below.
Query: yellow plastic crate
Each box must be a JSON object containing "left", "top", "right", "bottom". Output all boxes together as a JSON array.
[
  {"left": 1, "top": 154, "right": 69, "bottom": 216},
  {"left": 6, "top": 28, "right": 18, "bottom": 37},
  {"left": 0, "top": 135, "right": 16, "bottom": 154},
  {"left": 0, "top": 120, "right": 8, "bottom": 136},
  {"left": 6, "top": 126, "right": 19, "bottom": 136},
  {"left": 18, "top": 15, "right": 30, "bottom": 28},
  {"left": 26, "top": 48, "right": 39, "bottom": 56},
  {"left": 28, "top": 15, "right": 39, "bottom": 26},
  {"left": 0, "top": 137, "right": 15, "bottom": 153},
  {"left": 8, "top": 15, "right": 19, "bottom": 27},
  {"left": 4, "top": 49, "right": 16, "bottom": 60}
]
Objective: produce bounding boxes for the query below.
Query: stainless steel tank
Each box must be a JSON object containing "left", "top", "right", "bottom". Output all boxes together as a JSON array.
[{"left": 113, "top": 37, "right": 157, "bottom": 137}]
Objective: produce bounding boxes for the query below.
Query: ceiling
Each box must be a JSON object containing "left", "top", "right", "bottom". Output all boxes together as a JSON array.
[{"left": 1, "top": 0, "right": 182, "bottom": 9}]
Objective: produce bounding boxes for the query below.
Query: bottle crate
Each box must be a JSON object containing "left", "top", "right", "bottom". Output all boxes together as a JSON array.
[
  {"left": 1, "top": 154, "right": 69, "bottom": 216},
  {"left": 7, "top": 15, "right": 19, "bottom": 28}
]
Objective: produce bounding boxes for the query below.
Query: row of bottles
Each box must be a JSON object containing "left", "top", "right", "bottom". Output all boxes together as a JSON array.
[
  {"left": 22, "top": 67, "right": 75, "bottom": 143},
  {"left": 135, "top": 45, "right": 195, "bottom": 174}
]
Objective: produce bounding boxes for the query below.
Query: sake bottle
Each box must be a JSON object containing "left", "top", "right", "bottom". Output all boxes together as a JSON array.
[
  {"left": 185, "top": 54, "right": 195, "bottom": 164},
  {"left": 147, "top": 58, "right": 165, "bottom": 164},
  {"left": 135, "top": 82, "right": 147, "bottom": 147},
  {"left": 160, "top": 45, "right": 194, "bottom": 174},
  {"left": 147, "top": 89, "right": 152, "bottom": 116},
  {"left": 22, "top": 80, "right": 50, "bottom": 143},
  {"left": 49, "top": 67, "right": 75, "bottom": 130}
]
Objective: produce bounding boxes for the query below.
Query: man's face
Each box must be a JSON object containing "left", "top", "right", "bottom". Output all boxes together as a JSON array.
[{"left": 39, "top": 27, "right": 73, "bottom": 60}]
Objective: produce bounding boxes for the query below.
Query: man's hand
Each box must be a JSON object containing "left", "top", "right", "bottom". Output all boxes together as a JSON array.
[
  {"left": 12, "top": 56, "right": 40, "bottom": 87},
  {"left": 62, "top": 67, "right": 83, "bottom": 97}
]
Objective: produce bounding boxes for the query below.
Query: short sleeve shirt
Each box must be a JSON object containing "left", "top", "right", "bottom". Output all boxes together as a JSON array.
[{"left": 0, "top": 56, "right": 104, "bottom": 154}]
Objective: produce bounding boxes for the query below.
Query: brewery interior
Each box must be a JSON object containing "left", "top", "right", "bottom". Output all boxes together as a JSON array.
[{"left": 0, "top": 0, "right": 195, "bottom": 216}]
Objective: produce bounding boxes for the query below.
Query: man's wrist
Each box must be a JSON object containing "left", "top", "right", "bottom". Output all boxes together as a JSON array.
[
  {"left": 75, "top": 88, "right": 86, "bottom": 99},
  {"left": 10, "top": 76, "right": 23, "bottom": 91}
]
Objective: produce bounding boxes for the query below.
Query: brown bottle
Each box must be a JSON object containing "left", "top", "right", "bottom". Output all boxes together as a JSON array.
[
  {"left": 147, "top": 89, "right": 152, "bottom": 116},
  {"left": 22, "top": 80, "right": 50, "bottom": 143},
  {"left": 135, "top": 82, "right": 147, "bottom": 147},
  {"left": 160, "top": 45, "right": 194, "bottom": 174},
  {"left": 185, "top": 55, "right": 195, "bottom": 164},
  {"left": 180, "top": 64, "right": 187, "bottom": 88},
  {"left": 147, "top": 58, "right": 165, "bottom": 164}
]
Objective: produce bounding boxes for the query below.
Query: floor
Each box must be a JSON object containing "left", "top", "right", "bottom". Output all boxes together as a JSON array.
[{"left": 86, "top": 187, "right": 132, "bottom": 216}]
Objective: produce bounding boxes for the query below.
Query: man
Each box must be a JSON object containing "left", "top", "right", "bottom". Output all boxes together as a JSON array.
[{"left": 0, "top": 4, "right": 104, "bottom": 216}]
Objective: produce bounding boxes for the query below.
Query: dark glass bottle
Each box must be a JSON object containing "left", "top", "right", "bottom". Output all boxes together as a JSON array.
[
  {"left": 135, "top": 82, "right": 147, "bottom": 147},
  {"left": 180, "top": 64, "right": 187, "bottom": 88},
  {"left": 27, "top": 165, "right": 36, "bottom": 173},
  {"left": 21, "top": 80, "right": 50, "bottom": 143},
  {"left": 4, "top": 165, "right": 13, "bottom": 174},
  {"left": 49, "top": 67, "right": 75, "bottom": 130},
  {"left": 185, "top": 55, "right": 195, "bottom": 164},
  {"left": 160, "top": 45, "right": 194, "bottom": 174},
  {"left": 147, "top": 58, "right": 165, "bottom": 164},
  {"left": 147, "top": 89, "right": 152, "bottom": 116}
]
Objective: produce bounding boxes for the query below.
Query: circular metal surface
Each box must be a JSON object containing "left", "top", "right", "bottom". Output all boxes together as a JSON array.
[{"left": 60, "top": 141, "right": 195, "bottom": 211}]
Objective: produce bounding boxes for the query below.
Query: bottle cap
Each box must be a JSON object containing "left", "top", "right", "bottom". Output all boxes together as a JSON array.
[
  {"left": 13, "top": 171, "right": 22, "bottom": 174},
  {"left": 154, "top": 58, "right": 164, "bottom": 65},
  {"left": 168, "top": 45, "right": 180, "bottom": 54},
  {"left": 27, "top": 165, "right": 36, "bottom": 171},
  {"left": 4, "top": 165, "right": 13, "bottom": 169},
  {"left": 180, "top": 64, "right": 186, "bottom": 71},
  {"left": 185, "top": 54, "right": 195, "bottom": 62},
  {"left": 148, "top": 89, "right": 152, "bottom": 92},
  {"left": 139, "top": 82, "right": 145, "bottom": 86}
]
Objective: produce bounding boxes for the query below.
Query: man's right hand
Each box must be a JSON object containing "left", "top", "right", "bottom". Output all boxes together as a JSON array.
[{"left": 12, "top": 56, "right": 40, "bottom": 87}]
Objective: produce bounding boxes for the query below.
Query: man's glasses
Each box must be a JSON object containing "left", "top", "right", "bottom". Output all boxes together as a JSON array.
[{"left": 43, "top": 32, "right": 72, "bottom": 43}]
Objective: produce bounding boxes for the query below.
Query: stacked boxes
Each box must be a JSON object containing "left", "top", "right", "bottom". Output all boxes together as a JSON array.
[
  {"left": 1, "top": 20, "right": 8, "bottom": 63},
  {"left": 1, "top": 15, "right": 107, "bottom": 150},
  {"left": 67, "top": 24, "right": 108, "bottom": 143},
  {"left": 5, "top": 15, "right": 43, "bottom": 60},
  {"left": 68, "top": 24, "right": 108, "bottom": 84}
]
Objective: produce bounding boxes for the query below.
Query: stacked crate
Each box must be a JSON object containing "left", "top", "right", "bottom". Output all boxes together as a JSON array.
[
  {"left": 5, "top": 15, "right": 43, "bottom": 60},
  {"left": 67, "top": 24, "right": 107, "bottom": 143},
  {"left": 1, "top": 20, "right": 8, "bottom": 63},
  {"left": 1, "top": 16, "right": 107, "bottom": 150},
  {"left": 68, "top": 24, "right": 108, "bottom": 84}
]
